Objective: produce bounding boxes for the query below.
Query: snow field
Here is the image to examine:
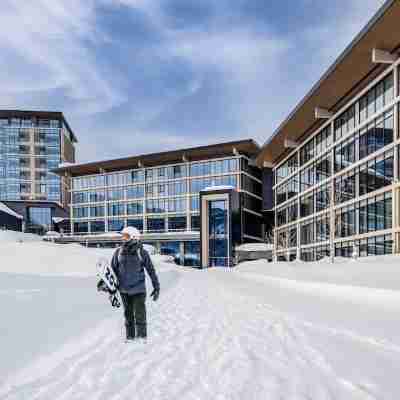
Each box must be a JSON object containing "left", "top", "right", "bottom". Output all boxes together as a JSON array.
[{"left": 1, "top": 233, "right": 400, "bottom": 399}]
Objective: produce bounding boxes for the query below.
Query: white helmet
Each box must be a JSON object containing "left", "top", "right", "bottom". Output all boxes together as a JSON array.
[{"left": 120, "top": 226, "right": 141, "bottom": 241}]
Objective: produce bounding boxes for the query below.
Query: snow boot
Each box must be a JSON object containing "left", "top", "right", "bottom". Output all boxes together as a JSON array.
[{"left": 125, "top": 324, "right": 135, "bottom": 341}]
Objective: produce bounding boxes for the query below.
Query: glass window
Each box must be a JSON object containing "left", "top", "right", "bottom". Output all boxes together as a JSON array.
[
  {"left": 288, "top": 201, "right": 298, "bottom": 223},
  {"left": 88, "top": 190, "right": 105, "bottom": 203},
  {"left": 127, "top": 185, "right": 144, "bottom": 199},
  {"left": 277, "top": 207, "right": 287, "bottom": 227},
  {"left": 168, "top": 216, "right": 186, "bottom": 231},
  {"left": 130, "top": 170, "right": 144, "bottom": 184},
  {"left": 127, "top": 218, "right": 143, "bottom": 232},
  {"left": 300, "top": 139, "right": 314, "bottom": 165},
  {"left": 184, "top": 241, "right": 200, "bottom": 266},
  {"left": 300, "top": 192, "right": 314, "bottom": 218},
  {"left": 127, "top": 202, "right": 143, "bottom": 215},
  {"left": 72, "top": 191, "right": 88, "bottom": 204},
  {"left": 335, "top": 105, "right": 355, "bottom": 141},
  {"left": 90, "top": 205, "right": 104, "bottom": 217},
  {"left": 74, "top": 222, "right": 88, "bottom": 234},
  {"left": 91, "top": 220, "right": 105, "bottom": 233},
  {"left": 107, "top": 188, "right": 124, "bottom": 201},
  {"left": 73, "top": 207, "right": 88, "bottom": 218},
  {"left": 147, "top": 217, "right": 165, "bottom": 232},
  {"left": 108, "top": 219, "right": 124, "bottom": 232},
  {"left": 28, "top": 207, "right": 52, "bottom": 231},
  {"left": 300, "top": 166, "right": 314, "bottom": 192},
  {"left": 108, "top": 203, "right": 125, "bottom": 217},
  {"left": 146, "top": 199, "right": 166, "bottom": 214},
  {"left": 315, "top": 155, "right": 331, "bottom": 182},
  {"left": 300, "top": 219, "right": 314, "bottom": 245},
  {"left": 191, "top": 196, "right": 199, "bottom": 211},
  {"left": 334, "top": 171, "right": 356, "bottom": 204},
  {"left": 160, "top": 242, "right": 181, "bottom": 261},
  {"left": 315, "top": 185, "right": 330, "bottom": 212},
  {"left": 359, "top": 199, "right": 367, "bottom": 234},
  {"left": 191, "top": 215, "right": 200, "bottom": 231}
]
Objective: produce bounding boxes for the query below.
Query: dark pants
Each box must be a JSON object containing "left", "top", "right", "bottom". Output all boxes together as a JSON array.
[{"left": 120, "top": 293, "right": 147, "bottom": 339}]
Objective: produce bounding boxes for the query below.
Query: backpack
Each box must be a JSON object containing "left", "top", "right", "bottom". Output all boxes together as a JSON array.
[{"left": 117, "top": 245, "right": 144, "bottom": 265}]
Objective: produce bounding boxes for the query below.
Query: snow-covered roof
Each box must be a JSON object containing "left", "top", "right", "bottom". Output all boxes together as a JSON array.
[
  {"left": 52, "top": 217, "right": 67, "bottom": 223},
  {"left": 58, "top": 162, "right": 75, "bottom": 168},
  {"left": 0, "top": 202, "right": 23, "bottom": 219},
  {"left": 236, "top": 243, "right": 273, "bottom": 252},
  {"left": 202, "top": 185, "right": 235, "bottom": 192}
]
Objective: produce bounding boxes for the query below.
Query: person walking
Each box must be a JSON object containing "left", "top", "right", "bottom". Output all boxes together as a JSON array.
[{"left": 111, "top": 227, "right": 160, "bottom": 341}]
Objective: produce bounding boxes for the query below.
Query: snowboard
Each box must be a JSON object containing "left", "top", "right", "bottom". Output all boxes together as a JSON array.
[{"left": 96, "top": 257, "right": 121, "bottom": 308}]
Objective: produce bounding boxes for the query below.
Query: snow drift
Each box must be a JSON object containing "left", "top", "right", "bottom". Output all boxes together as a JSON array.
[{"left": 1, "top": 232, "right": 400, "bottom": 399}]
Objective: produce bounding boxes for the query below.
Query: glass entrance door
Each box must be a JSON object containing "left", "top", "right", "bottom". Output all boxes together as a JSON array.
[{"left": 208, "top": 199, "right": 229, "bottom": 266}]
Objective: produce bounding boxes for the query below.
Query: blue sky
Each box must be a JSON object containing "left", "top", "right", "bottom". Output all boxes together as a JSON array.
[{"left": 0, "top": 0, "right": 386, "bottom": 162}]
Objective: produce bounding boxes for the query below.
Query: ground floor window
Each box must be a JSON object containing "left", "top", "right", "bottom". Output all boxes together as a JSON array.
[
  {"left": 335, "top": 234, "right": 392, "bottom": 257},
  {"left": 28, "top": 207, "right": 52, "bottom": 233},
  {"left": 191, "top": 215, "right": 200, "bottom": 231},
  {"left": 74, "top": 221, "right": 88, "bottom": 234},
  {"left": 91, "top": 220, "right": 105, "bottom": 233},
  {"left": 108, "top": 219, "right": 124, "bottom": 232},
  {"left": 184, "top": 241, "right": 200, "bottom": 266},
  {"left": 160, "top": 241, "right": 181, "bottom": 264}
]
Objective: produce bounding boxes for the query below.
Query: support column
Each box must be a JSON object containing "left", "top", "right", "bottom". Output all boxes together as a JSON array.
[{"left": 180, "top": 241, "right": 185, "bottom": 266}]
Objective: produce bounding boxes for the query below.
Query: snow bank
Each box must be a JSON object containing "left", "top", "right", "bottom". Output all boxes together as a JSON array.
[
  {"left": 202, "top": 185, "right": 235, "bottom": 192},
  {"left": 2, "top": 240, "right": 400, "bottom": 399},
  {"left": 0, "top": 230, "right": 42, "bottom": 243},
  {"left": 0, "top": 203, "right": 23, "bottom": 219},
  {"left": 236, "top": 242, "right": 273, "bottom": 252},
  {"left": 236, "top": 254, "right": 400, "bottom": 291}
]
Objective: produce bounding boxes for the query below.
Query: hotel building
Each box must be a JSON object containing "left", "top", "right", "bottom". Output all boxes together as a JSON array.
[
  {"left": 54, "top": 140, "right": 263, "bottom": 267},
  {"left": 257, "top": 0, "right": 400, "bottom": 261},
  {"left": 0, "top": 110, "right": 77, "bottom": 233}
]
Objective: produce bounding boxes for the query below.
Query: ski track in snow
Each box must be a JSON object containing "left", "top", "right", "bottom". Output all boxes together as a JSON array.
[{"left": 0, "top": 268, "right": 390, "bottom": 400}]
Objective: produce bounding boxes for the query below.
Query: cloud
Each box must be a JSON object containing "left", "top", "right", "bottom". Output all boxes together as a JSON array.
[
  {"left": 0, "top": 0, "right": 125, "bottom": 114},
  {"left": 0, "top": 0, "right": 390, "bottom": 163}
]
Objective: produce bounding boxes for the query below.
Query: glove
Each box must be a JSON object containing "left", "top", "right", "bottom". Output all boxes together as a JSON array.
[
  {"left": 150, "top": 288, "right": 159, "bottom": 301},
  {"left": 97, "top": 279, "right": 109, "bottom": 293}
]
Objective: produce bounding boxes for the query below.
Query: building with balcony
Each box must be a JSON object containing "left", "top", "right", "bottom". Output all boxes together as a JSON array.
[
  {"left": 53, "top": 139, "right": 263, "bottom": 267},
  {"left": 0, "top": 110, "right": 77, "bottom": 233},
  {"left": 257, "top": 0, "right": 400, "bottom": 261}
]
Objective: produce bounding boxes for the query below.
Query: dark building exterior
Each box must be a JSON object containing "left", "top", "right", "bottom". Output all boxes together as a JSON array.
[
  {"left": 54, "top": 139, "right": 264, "bottom": 267},
  {"left": 0, "top": 110, "right": 77, "bottom": 233}
]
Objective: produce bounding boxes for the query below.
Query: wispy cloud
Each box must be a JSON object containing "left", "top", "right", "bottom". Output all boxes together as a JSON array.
[
  {"left": 0, "top": 0, "right": 125, "bottom": 114},
  {"left": 0, "top": 0, "right": 388, "bottom": 162}
]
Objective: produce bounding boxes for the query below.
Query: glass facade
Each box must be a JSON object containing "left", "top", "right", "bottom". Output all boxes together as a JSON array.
[
  {"left": 28, "top": 207, "right": 52, "bottom": 233},
  {"left": 0, "top": 116, "right": 65, "bottom": 202},
  {"left": 208, "top": 199, "right": 229, "bottom": 267},
  {"left": 273, "top": 67, "right": 399, "bottom": 261},
  {"left": 70, "top": 156, "right": 262, "bottom": 237}
]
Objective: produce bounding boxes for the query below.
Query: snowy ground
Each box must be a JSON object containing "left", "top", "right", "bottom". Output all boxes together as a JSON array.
[{"left": 1, "top": 232, "right": 400, "bottom": 399}]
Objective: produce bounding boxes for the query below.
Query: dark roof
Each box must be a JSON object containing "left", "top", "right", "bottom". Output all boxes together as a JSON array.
[
  {"left": 53, "top": 139, "right": 259, "bottom": 177},
  {"left": 0, "top": 110, "right": 78, "bottom": 143},
  {"left": 256, "top": 0, "right": 399, "bottom": 166}
]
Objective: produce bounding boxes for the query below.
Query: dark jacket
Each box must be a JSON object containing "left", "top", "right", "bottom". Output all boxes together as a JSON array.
[{"left": 111, "top": 240, "right": 160, "bottom": 295}]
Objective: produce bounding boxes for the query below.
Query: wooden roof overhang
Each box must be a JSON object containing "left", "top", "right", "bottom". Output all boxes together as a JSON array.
[{"left": 256, "top": 0, "right": 400, "bottom": 167}]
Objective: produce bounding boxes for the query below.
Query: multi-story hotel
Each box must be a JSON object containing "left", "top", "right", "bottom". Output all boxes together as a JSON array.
[
  {"left": 54, "top": 140, "right": 263, "bottom": 267},
  {"left": 0, "top": 110, "right": 77, "bottom": 233},
  {"left": 257, "top": 0, "right": 400, "bottom": 261}
]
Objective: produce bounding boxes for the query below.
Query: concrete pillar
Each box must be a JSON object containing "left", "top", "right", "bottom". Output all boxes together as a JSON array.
[{"left": 180, "top": 241, "right": 185, "bottom": 266}]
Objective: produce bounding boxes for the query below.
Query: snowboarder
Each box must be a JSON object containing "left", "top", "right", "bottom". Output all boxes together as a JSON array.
[{"left": 111, "top": 227, "right": 160, "bottom": 341}]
